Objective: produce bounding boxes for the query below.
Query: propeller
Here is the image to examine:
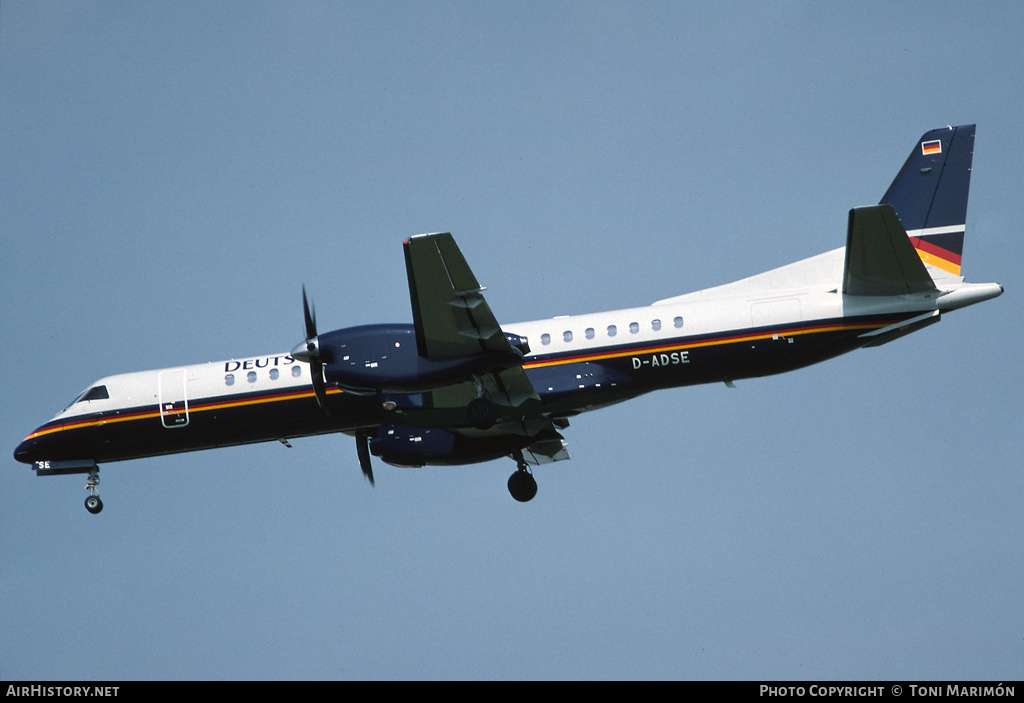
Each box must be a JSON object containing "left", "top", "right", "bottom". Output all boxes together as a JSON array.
[
  {"left": 356, "top": 430, "right": 375, "bottom": 485},
  {"left": 291, "top": 286, "right": 330, "bottom": 416},
  {"left": 292, "top": 286, "right": 375, "bottom": 487}
]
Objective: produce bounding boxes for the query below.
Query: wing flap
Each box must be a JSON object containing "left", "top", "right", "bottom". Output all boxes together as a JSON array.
[{"left": 521, "top": 433, "right": 571, "bottom": 465}]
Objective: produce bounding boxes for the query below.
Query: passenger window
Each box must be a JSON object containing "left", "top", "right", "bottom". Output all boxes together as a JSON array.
[
  {"left": 563, "top": 331, "right": 573, "bottom": 343},
  {"left": 674, "top": 316, "right": 684, "bottom": 329},
  {"left": 292, "top": 365, "right": 302, "bottom": 377},
  {"left": 247, "top": 371, "right": 257, "bottom": 383},
  {"left": 541, "top": 333, "right": 551, "bottom": 345},
  {"left": 629, "top": 322, "right": 639, "bottom": 334},
  {"left": 585, "top": 327, "right": 595, "bottom": 340},
  {"left": 270, "top": 368, "right": 280, "bottom": 380},
  {"left": 652, "top": 319, "right": 661, "bottom": 331},
  {"left": 225, "top": 374, "right": 235, "bottom": 386},
  {"left": 607, "top": 325, "right": 617, "bottom": 337}
]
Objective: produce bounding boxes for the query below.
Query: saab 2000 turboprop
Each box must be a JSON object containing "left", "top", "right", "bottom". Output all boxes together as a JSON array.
[{"left": 15, "top": 125, "right": 1003, "bottom": 512}]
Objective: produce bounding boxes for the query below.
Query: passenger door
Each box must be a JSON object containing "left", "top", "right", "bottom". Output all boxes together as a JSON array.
[{"left": 158, "top": 369, "right": 190, "bottom": 428}]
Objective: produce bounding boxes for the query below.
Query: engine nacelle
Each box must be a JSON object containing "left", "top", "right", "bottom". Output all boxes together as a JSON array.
[
  {"left": 368, "top": 426, "right": 529, "bottom": 467},
  {"left": 319, "top": 324, "right": 524, "bottom": 394},
  {"left": 504, "top": 332, "right": 530, "bottom": 356}
]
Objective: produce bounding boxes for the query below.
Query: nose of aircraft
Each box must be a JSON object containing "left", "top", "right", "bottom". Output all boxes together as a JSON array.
[{"left": 14, "top": 435, "right": 40, "bottom": 464}]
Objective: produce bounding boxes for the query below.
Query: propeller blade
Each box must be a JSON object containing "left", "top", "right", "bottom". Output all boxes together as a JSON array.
[
  {"left": 302, "top": 285, "right": 317, "bottom": 341},
  {"left": 356, "top": 431, "right": 375, "bottom": 485},
  {"left": 295, "top": 286, "right": 330, "bottom": 417},
  {"left": 310, "top": 357, "right": 329, "bottom": 416}
]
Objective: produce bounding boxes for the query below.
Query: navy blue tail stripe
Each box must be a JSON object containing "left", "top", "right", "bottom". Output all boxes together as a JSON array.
[{"left": 880, "top": 124, "right": 974, "bottom": 233}]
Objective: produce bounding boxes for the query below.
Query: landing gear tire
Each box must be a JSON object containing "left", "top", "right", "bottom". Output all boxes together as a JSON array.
[
  {"left": 84, "top": 495, "right": 103, "bottom": 514},
  {"left": 467, "top": 397, "right": 496, "bottom": 429},
  {"left": 508, "top": 470, "right": 538, "bottom": 503}
]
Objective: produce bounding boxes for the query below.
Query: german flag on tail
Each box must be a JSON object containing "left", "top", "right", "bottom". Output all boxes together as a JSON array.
[{"left": 880, "top": 125, "right": 974, "bottom": 279}]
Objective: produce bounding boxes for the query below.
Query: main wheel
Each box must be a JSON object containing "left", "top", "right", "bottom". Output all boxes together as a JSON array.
[
  {"left": 85, "top": 495, "right": 103, "bottom": 514},
  {"left": 467, "top": 397, "right": 496, "bottom": 429},
  {"left": 507, "top": 470, "right": 538, "bottom": 502}
]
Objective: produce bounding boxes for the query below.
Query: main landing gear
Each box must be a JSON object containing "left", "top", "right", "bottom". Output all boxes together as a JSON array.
[{"left": 507, "top": 452, "right": 538, "bottom": 503}]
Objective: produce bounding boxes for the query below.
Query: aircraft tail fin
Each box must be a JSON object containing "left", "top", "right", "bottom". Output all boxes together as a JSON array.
[{"left": 880, "top": 124, "right": 974, "bottom": 279}]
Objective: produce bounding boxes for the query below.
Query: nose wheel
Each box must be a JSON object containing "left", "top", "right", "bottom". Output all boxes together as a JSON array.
[{"left": 84, "top": 469, "right": 103, "bottom": 514}]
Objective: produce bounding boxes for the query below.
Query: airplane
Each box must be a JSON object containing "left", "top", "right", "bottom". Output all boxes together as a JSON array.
[{"left": 14, "top": 124, "right": 1003, "bottom": 513}]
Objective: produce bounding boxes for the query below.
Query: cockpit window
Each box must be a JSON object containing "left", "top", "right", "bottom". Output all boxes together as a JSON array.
[
  {"left": 81, "top": 385, "right": 110, "bottom": 401},
  {"left": 62, "top": 384, "right": 110, "bottom": 412}
]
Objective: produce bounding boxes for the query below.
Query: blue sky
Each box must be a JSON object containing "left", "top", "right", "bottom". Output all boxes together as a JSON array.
[{"left": 2, "top": 1, "right": 1022, "bottom": 680}]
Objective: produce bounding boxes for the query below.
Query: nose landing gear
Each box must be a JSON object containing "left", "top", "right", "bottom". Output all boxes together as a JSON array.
[
  {"left": 32, "top": 460, "right": 104, "bottom": 514},
  {"left": 84, "top": 469, "right": 103, "bottom": 514}
]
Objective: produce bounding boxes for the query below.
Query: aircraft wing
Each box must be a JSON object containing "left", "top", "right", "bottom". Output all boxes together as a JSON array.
[
  {"left": 404, "top": 233, "right": 519, "bottom": 359},
  {"left": 404, "top": 233, "right": 542, "bottom": 409}
]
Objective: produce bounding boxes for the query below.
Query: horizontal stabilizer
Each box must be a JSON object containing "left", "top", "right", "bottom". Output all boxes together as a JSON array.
[
  {"left": 858, "top": 310, "right": 940, "bottom": 347},
  {"left": 843, "top": 205, "right": 937, "bottom": 296}
]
